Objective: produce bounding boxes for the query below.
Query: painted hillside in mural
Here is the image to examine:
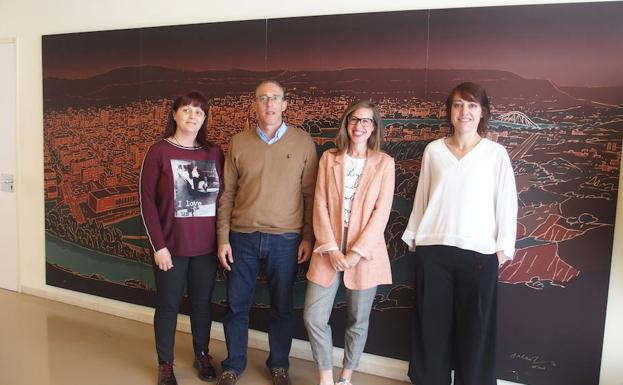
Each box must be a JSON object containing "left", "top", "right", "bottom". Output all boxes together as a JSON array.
[{"left": 43, "top": 3, "right": 623, "bottom": 385}]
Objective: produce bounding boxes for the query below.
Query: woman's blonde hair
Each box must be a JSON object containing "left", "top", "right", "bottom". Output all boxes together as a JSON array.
[{"left": 334, "top": 100, "right": 384, "bottom": 153}]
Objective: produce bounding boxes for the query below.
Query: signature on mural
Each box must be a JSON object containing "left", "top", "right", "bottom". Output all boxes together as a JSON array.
[{"left": 509, "top": 352, "right": 557, "bottom": 370}]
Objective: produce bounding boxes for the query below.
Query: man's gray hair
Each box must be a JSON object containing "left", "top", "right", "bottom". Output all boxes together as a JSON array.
[{"left": 255, "top": 80, "right": 286, "bottom": 96}]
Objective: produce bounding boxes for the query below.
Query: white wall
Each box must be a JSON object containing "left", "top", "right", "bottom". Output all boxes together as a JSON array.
[
  {"left": 0, "top": 38, "right": 19, "bottom": 292},
  {"left": 0, "top": 0, "right": 620, "bottom": 383}
]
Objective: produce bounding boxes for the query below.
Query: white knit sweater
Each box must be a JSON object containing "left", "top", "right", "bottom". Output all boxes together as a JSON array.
[{"left": 402, "top": 138, "right": 518, "bottom": 259}]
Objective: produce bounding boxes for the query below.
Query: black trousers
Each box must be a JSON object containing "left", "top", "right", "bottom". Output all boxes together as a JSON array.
[
  {"left": 409, "top": 245, "right": 498, "bottom": 385},
  {"left": 153, "top": 253, "right": 218, "bottom": 364}
]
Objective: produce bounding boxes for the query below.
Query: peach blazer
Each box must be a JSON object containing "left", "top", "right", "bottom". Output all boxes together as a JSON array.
[{"left": 307, "top": 149, "right": 395, "bottom": 290}]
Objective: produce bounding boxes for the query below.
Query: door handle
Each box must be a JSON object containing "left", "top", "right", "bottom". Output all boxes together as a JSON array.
[{"left": 0, "top": 173, "right": 14, "bottom": 193}]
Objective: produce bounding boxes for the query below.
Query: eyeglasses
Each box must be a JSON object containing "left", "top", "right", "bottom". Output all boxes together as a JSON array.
[
  {"left": 257, "top": 95, "right": 284, "bottom": 104},
  {"left": 180, "top": 107, "right": 205, "bottom": 118},
  {"left": 348, "top": 116, "right": 374, "bottom": 128}
]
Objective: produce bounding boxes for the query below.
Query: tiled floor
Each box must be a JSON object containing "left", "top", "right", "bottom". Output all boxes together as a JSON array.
[{"left": 0, "top": 289, "right": 408, "bottom": 385}]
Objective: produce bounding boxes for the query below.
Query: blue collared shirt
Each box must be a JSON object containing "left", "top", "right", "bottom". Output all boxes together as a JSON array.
[{"left": 256, "top": 122, "right": 288, "bottom": 144}]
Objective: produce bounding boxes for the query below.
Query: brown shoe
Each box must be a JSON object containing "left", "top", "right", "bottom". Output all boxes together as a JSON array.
[
  {"left": 216, "top": 370, "right": 238, "bottom": 385},
  {"left": 157, "top": 362, "right": 178, "bottom": 385},
  {"left": 270, "top": 367, "right": 291, "bottom": 385},
  {"left": 194, "top": 352, "right": 216, "bottom": 381}
]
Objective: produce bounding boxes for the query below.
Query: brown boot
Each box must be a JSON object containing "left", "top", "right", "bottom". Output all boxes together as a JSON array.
[
  {"left": 157, "top": 362, "right": 178, "bottom": 385},
  {"left": 216, "top": 370, "right": 239, "bottom": 385},
  {"left": 270, "top": 368, "right": 291, "bottom": 385},
  {"left": 194, "top": 352, "right": 216, "bottom": 381}
]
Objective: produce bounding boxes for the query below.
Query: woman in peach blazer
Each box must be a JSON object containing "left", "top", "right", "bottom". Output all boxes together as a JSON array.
[{"left": 304, "top": 100, "right": 395, "bottom": 385}]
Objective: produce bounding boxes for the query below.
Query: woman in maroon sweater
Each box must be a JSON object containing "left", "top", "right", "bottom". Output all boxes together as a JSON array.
[{"left": 140, "top": 91, "right": 223, "bottom": 385}]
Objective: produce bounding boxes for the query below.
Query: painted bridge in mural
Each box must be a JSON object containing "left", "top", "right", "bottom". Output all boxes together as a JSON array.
[{"left": 494, "top": 111, "right": 541, "bottom": 129}]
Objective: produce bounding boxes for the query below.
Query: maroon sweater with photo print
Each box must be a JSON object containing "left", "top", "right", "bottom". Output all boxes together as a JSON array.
[{"left": 140, "top": 139, "right": 224, "bottom": 257}]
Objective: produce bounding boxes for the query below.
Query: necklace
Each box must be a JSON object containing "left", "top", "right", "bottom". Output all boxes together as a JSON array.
[
  {"left": 170, "top": 135, "right": 197, "bottom": 148},
  {"left": 347, "top": 146, "right": 368, "bottom": 159}
]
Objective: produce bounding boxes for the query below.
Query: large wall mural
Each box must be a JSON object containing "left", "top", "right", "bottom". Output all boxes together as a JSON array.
[{"left": 42, "top": 3, "right": 623, "bottom": 385}]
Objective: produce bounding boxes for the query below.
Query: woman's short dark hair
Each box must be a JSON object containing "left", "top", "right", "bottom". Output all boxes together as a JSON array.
[
  {"left": 163, "top": 90, "right": 212, "bottom": 148},
  {"left": 445, "top": 82, "right": 491, "bottom": 136},
  {"left": 335, "top": 100, "right": 384, "bottom": 153}
]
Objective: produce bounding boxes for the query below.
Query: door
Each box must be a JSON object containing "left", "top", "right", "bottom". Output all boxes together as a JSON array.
[{"left": 0, "top": 38, "right": 18, "bottom": 291}]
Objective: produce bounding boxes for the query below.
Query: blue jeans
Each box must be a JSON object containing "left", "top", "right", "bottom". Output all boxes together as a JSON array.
[{"left": 222, "top": 231, "right": 301, "bottom": 374}]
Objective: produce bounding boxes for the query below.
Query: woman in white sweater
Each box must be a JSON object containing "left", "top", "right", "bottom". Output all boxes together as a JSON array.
[{"left": 402, "top": 82, "right": 517, "bottom": 385}]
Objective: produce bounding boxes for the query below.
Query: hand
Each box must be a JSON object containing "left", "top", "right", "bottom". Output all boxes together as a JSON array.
[
  {"left": 154, "top": 247, "right": 173, "bottom": 271},
  {"left": 218, "top": 243, "right": 234, "bottom": 271},
  {"left": 496, "top": 251, "right": 507, "bottom": 266},
  {"left": 344, "top": 251, "right": 363, "bottom": 269},
  {"left": 327, "top": 250, "right": 348, "bottom": 272},
  {"left": 297, "top": 239, "right": 313, "bottom": 264}
]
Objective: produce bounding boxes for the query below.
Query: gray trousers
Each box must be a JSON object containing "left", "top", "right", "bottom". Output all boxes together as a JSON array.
[{"left": 303, "top": 275, "right": 377, "bottom": 370}]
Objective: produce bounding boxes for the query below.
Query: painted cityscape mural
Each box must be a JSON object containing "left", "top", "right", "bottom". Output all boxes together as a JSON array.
[{"left": 42, "top": 3, "right": 623, "bottom": 385}]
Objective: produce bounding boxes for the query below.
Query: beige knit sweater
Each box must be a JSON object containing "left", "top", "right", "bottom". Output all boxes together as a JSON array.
[{"left": 217, "top": 126, "right": 318, "bottom": 245}]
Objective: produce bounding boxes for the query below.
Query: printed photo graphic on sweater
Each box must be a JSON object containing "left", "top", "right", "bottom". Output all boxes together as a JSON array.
[{"left": 171, "top": 159, "right": 219, "bottom": 218}]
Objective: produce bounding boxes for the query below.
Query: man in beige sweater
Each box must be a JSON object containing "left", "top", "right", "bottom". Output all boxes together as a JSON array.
[{"left": 216, "top": 80, "right": 318, "bottom": 385}]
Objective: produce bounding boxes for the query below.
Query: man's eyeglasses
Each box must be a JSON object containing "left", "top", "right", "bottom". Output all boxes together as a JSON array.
[
  {"left": 348, "top": 116, "right": 374, "bottom": 128},
  {"left": 257, "top": 95, "right": 284, "bottom": 104}
]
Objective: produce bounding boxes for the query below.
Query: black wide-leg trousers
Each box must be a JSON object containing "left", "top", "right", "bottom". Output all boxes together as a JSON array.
[{"left": 409, "top": 245, "right": 499, "bottom": 385}]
